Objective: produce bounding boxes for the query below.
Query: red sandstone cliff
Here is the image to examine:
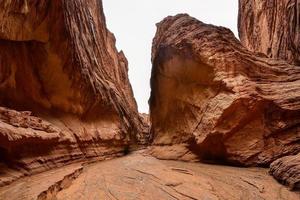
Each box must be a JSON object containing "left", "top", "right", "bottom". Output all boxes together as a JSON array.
[
  {"left": 0, "top": 0, "right": 299, "bottom": 194},
  {"left": 149, "top": 14, "right": 300, "bottom": 167},
  {"left": 149, "top": 1, "right": 300, "bottom": 189},
  {"left": 0, "top": 0, "right": 143, "bottom": 186},
  {"left": 238, "top": 0, "right": 300, "bottom": 65}
]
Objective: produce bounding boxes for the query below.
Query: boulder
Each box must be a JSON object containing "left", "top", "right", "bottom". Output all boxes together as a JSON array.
[{"left": 149, "top": 14, "right": 300, "bottom": 166}]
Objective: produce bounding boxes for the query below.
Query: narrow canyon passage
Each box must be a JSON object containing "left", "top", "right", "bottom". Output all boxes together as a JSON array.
[
  {"left": 1, "top": 151, "right": 299, "bottom": 200},
  {"left": 0, "top": 0, "right": 300, "bottom": 198}
]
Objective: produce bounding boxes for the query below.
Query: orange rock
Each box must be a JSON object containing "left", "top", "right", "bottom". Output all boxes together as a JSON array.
[
  {"left": 270, "top": 153, "right": 300, "bottom": 190},
  {"left": 238, "top": 0, "right": 300, "bottom": 65},
  {"left": 150, "top": 14, "right": 300, "bottom": 166},
  {"left": 1, "top": 152, "right": 299, "bottom": 200},
  {"left": 0, "top": 0, "right": 143, "bottom": 185}
]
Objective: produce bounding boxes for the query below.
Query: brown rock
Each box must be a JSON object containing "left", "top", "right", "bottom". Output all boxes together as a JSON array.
[
  {"left": 150, "top": 14, "right": 300, "bottom": 166},
  {"left": 270, "top": 153, "right": 300, "bottom": 190},
  {"left": 137, "top": 113, "right": 151, "bottom": 144},
  {"left": 0, "top": 0, "right": 142, "bottom": 185},
  {"left": 238, "top": 0, "right": 300, "bottom": 65}
]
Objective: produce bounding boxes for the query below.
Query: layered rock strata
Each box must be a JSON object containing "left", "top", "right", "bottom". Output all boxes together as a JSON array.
[
  {"left": 270, "top": 153, "right": 300, "bottom": 190},
  {"left": 150, "top": 14, "right": 300, "bottom": 166},
  {"left": 0, "top": 0, "right": 142, "bottom": 185},
  {"left": 238, "top": 0, "right": 300, "bottom": 189}
]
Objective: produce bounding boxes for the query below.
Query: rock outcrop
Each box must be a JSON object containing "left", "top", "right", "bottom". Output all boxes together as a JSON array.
[
  {"left": 270, "top": 153, "right": 300, "bottom": 190},
  {"left": 0, "top": 0, "right": 142, "bottom": 186},
  {"left": 238, "top": 0, "right": 300, "bottom": 65},
  {"left": 149, "top": 14, "right": 300, "bottom": 166}
]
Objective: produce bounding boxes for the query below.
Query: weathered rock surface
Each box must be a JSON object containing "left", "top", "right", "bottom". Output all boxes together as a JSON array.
[
  {"left": 1, "top": 151, "right": 299, "bottom": 200},
  {"left": 238, "top": 0, "right": 300, "bottom": 65},
  {"left": 137, "top": 113, "right": 151, "bottom": 144},
  {"left": 0, "top": 0, "right": 142, "bottom": 185},
  {"left": 150, "top": 14, "right": 300, "bottom": 166},
  {"left": 270, "top": 153, "right": 300, "bottom": 190},
  {"left": 239, "top": 0, "right": 300, "bottom": 189}
]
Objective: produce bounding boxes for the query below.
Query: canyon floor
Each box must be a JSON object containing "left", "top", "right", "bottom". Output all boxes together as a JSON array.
[{"left": 0, "top": 150, "right": 299, "bottom": 200}]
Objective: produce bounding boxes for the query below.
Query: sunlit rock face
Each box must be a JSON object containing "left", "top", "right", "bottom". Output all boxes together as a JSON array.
[
  {"left": 238, "top": 0, "right": 300, "bottom": 65},
  {"left": 0, "top": 0, "right": 144, "bottom": 186},
  {"left": 149, "top": 14, "right": 300, "bottom": 166}
]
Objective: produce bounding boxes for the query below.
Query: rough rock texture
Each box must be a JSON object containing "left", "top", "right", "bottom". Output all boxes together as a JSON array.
[
  {"left": 270, "top": 153, "right": 300, "bottom": 190},
  {"left": 0, "top": 0, "right": 142, "bottom": 185},
  {"left": 238, "top": 0, "right": 300, "bottom": 65},
  {"left": 150, "top": 14, "right": 300, "bottom": 166},
  {"left": 239, "top": 0, "right": 300, "bottom": 189},
  {"left": 0, "top": 163, "right": 84, "bottom": 200},
  {"left": 137, "top": 113, "right": 151, "bottom": 144},
  {"left": 1, "top": 151, "right": 299, "bottom": 200}
]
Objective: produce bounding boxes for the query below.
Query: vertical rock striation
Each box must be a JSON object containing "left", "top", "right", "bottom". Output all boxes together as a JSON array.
[
  {"left": 0, "top": 0, "right": 143, "bottom": 186},
  {"left": 238, "top": 0, "right": 300, "bottom": 65}
]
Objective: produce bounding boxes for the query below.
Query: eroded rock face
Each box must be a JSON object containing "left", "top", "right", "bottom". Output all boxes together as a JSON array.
[
  {"left": 137, "top": 113, "right": 151, "bottom": 145},
  {"left": 238, "top": 0, "right": 300, "bottom": 65},
  {"left": 0, "top": 0, "right": 142, "bottom": 185},
  {"left": 149, "top": 14, "right": 300, "bottom": 166},
  {"left": 270, "top": 153, "right": 300, "bottom": 190}
]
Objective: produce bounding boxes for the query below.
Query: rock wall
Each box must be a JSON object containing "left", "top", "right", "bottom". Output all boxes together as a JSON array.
[
  {"left": 0, "top": 0, "right": 143, "bottom": 186},
  {"left": 238, "top": 0, "right": 300, "bottom": 65},
  {"left": 270, "top": 153, "right": 300, "bottom": 190},
  {"left": 149, "top": 14, "right": 300, "bottom": 166}
]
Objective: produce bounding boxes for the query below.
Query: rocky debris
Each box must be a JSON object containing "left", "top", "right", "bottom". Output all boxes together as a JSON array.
[
  {"left": 0, "top": 0, "right": 143, "bottom": 185},
  {"left": 1, "top": 152, "right": 299, "bottom": 200},
  {"left": 149, "top": 14, "right": 300, "bottom": 166},
  {"left": 270, "top": 153, "right": 300, "bottom": 190},
  {"left": 238, "top": 0, "right": 300, "bottom": 65}
]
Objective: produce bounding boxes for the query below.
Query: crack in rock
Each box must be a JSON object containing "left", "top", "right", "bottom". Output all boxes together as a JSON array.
[{"left": 37, "top": 167, "right": 83, "bottom": 200}]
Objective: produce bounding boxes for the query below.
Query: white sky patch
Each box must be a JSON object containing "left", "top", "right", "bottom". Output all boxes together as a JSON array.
[{"left": 103, "top": 0, "right": 238, "bottom": 113}]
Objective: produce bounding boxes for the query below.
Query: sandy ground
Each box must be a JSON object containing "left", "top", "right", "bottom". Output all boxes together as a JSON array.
[{"left": 0, "top": 151, "right": 299, "bottom": 200}]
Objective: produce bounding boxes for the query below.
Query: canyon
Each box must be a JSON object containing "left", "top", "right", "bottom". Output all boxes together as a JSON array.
[{"left": 0, "top": 0, "right": 299, "bottom": 199}]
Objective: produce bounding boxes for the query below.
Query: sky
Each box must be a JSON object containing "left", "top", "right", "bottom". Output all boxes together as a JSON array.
[{"left": 103, "top": 0, "right": 239, "bottom": 113}]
